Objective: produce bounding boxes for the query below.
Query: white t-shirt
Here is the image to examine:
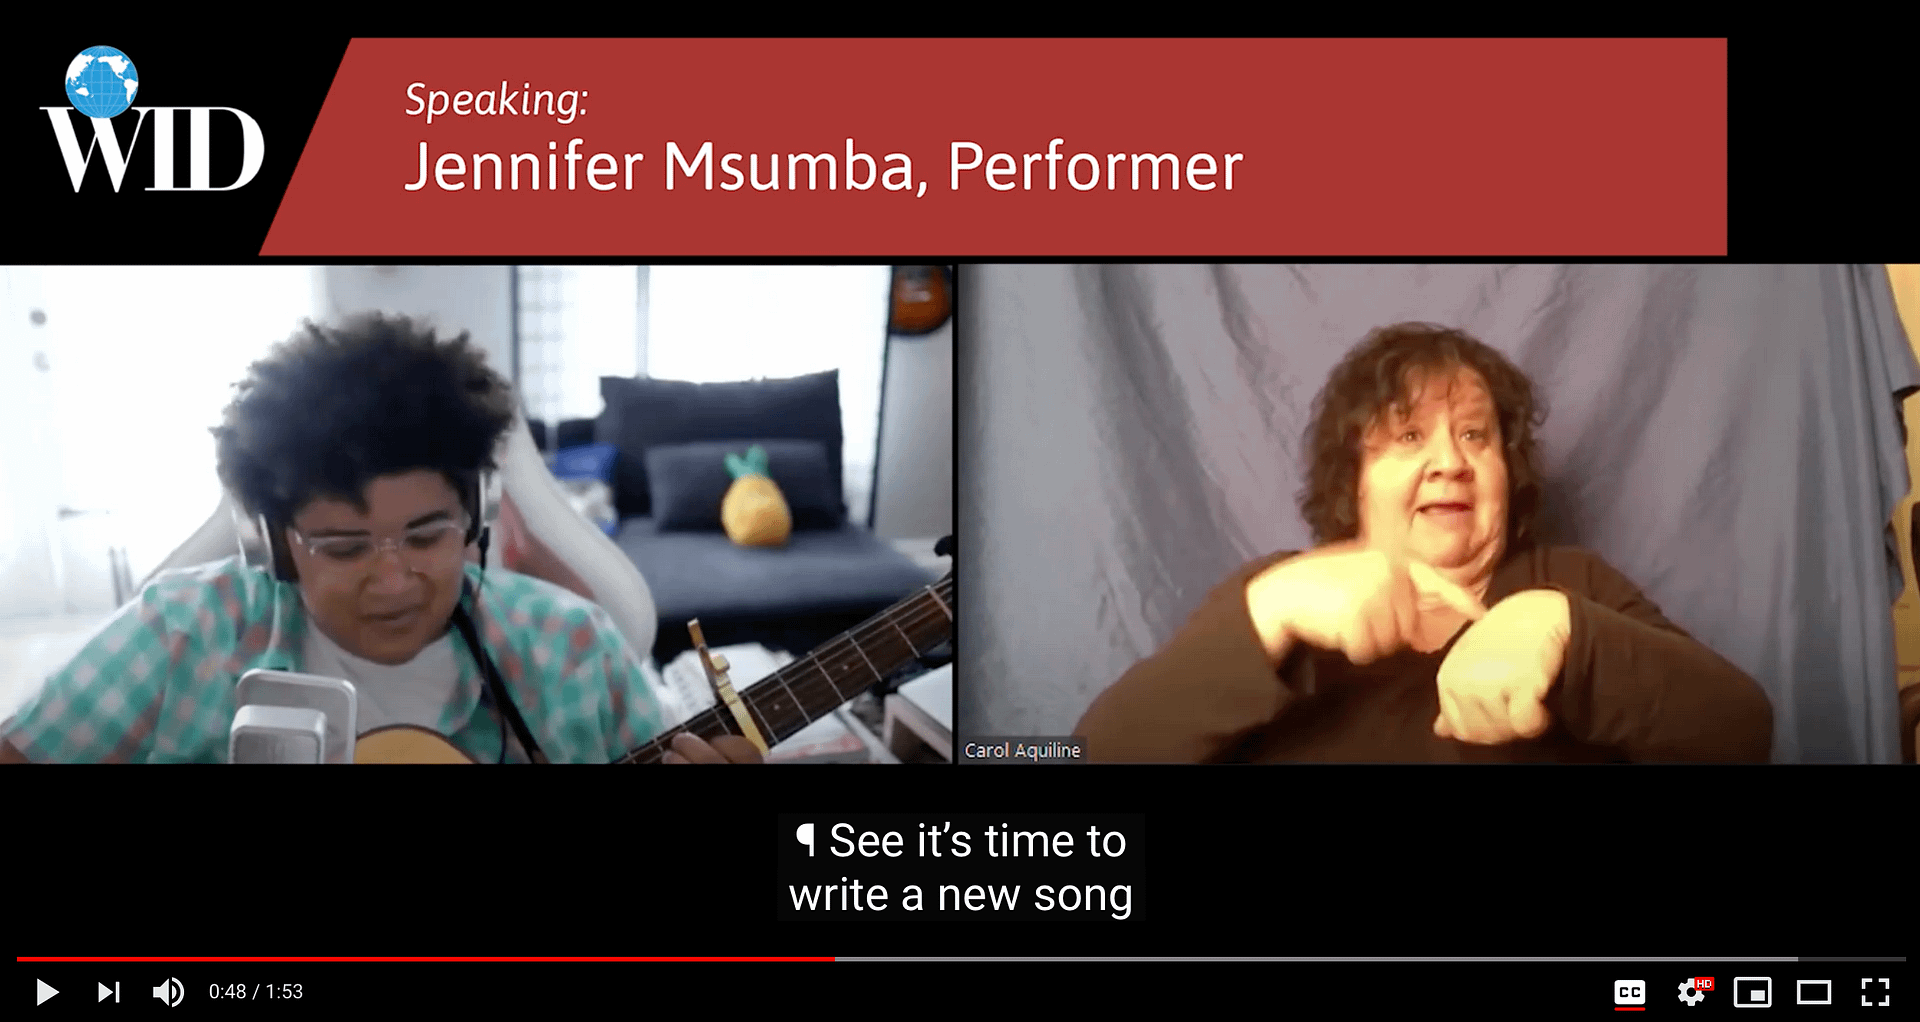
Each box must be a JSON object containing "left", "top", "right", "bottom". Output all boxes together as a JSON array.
[{"left": 302, "top": 624, "right": 461, "bottom": 735}]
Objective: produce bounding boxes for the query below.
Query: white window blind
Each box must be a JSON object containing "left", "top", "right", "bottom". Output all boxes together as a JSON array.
[
  {"left": 646, "top": 266, "right": 891, "bottom": 527},
  {"left": 512, "top": 265, "right": 642, "bottom": 426}
]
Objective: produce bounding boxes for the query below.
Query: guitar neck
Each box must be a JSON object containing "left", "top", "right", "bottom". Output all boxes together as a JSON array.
[{"left": 619, "top": 574, "right": 954, "bottom": 763}]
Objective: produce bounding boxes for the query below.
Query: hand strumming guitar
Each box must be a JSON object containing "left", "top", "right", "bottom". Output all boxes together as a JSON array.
[{"left": 662, "top": 733, "right": 764, "bottom": 764}]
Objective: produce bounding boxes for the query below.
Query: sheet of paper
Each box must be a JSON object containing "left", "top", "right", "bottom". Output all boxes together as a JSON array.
[
  {"left": 765, "top": 711, "right": 870, "bottom": 762},
  {"left": 658, "top": 643, "right": 795, "bottom": 728},
  {"left": 898, "top": 664, "right": 953, "bottom": 731}
]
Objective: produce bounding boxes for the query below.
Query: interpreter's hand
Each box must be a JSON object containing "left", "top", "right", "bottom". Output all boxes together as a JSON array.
[
  {"left": 1245, "top": 542, "right": 1488, "bottom": 665},
  {"left": 662, "top": 732, "right": 765, "bottom": 764},
  {"left": 1434, "top": 589, "right": 1571, "bottom": 744}
]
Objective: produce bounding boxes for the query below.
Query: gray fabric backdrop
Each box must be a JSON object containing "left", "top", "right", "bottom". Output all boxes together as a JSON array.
[{"left": 957, "top": 264, "right": 1917, "bottom": 763}]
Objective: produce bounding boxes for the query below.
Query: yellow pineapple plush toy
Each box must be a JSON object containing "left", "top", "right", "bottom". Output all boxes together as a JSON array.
[{"left": 721, "top": 445, "right": 792, "bottom": 547}]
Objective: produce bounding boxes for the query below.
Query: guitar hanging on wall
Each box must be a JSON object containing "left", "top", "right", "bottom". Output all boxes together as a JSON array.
[
  {"left": 353, "top": 541, "right": 955, "bottom": 764},
  {"left": 889, "top": 266, "right": 953, "bottom": 335}
]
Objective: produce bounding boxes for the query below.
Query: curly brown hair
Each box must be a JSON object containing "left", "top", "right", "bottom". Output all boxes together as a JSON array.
[{"left": 1298, "top": 322, "right": 1545, "bottom": 548}]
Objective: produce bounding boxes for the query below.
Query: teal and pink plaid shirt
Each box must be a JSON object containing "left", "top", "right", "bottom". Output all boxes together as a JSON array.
[{"left": 0, "top": 557, "right": 667, "bottom": 763}]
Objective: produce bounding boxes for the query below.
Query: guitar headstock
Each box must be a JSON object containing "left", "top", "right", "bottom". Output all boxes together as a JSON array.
[
  {"left": 932, "top": 536, "right": 955, "bottom": 587},
  {"left": 889, "top": 266, "right": 953, "bottom": 335}
]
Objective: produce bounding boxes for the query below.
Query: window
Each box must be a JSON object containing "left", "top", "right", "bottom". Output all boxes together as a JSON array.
[
  {"left": 647, "top": 266, "right": 891, "bottom": 526},
  {"left": 514, "top": 265, "right": 891, "bottom": 526},
  {"left": 512, "top": 266, "right": 642, "bottom": 426}
]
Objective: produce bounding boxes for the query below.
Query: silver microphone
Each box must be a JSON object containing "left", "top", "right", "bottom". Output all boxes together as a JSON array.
[
  {"left": 230, "top": 705, "right": 327, "bottom": 763},
  {"left": 229, "top": 669, "right": 359, "bottom": 764}
]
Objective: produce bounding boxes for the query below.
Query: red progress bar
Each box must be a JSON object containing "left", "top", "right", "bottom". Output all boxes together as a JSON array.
[{"left": 19, "top": 957, "right": 831, "bottom": 962}]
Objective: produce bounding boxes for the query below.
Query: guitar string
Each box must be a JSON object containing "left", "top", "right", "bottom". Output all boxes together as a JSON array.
[
  {"left": 621, "top": 606, "right": 945, "bottom": 764},
  {"left": 681, "top": 575, "right": 954, "bottom": 743},
  {"left": 622, "top": 579, "right": 954, "bottom": 764},
  {"left": 888, "top": 617, "right": 920, "bottom": 656},
  {"left": 621, "top": 577, "right": 954, "bottom": 763},
  {"left": 736, "top": 576, "right": 955, "bottom": 741}
]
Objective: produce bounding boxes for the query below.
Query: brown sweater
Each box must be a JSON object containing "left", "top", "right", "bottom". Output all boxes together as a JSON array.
[{"left": 1074, "top": 545, "right": 1775, "bottom": 763}]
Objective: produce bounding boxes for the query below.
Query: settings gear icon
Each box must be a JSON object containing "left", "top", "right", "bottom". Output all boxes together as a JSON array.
[{"left": 1679, "top": 980, "right": 1705, "bottom": 1006}]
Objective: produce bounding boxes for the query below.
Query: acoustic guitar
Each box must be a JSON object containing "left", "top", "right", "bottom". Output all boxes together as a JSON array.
[{"left": 352, "top": 567, "right": 955, "bottom": 764}]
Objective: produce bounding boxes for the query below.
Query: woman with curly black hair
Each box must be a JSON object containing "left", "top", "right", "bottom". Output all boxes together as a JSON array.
[
  {"left": 0, "top": 313, "right": 755, "bottom": 765},
  {"left": 1074, "top": 323, "right": 1772, "bottom": 763}
]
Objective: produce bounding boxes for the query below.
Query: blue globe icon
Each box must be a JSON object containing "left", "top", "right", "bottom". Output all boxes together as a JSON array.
[{"left": 65, "top": 46, "right": 139, "bottom": 119}]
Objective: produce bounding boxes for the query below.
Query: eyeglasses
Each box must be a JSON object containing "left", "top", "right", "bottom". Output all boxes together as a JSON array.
[{"left": 288, "top": 515, "right": 468, "bottom": 573}]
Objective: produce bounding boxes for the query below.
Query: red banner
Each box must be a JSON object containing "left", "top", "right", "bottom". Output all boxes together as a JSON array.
[{"left": 260, "top": 39, "right": 1727, "bottom": 256}]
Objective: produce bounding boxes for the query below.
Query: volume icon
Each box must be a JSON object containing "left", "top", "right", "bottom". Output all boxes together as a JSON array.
[{"left": 153, "top": 977, "right": 184, "bottom": 1007}]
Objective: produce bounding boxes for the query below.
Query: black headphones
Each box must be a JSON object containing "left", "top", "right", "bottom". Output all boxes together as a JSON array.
[{"left": 238, "top": 471, "right": 548, "bottom": 764}]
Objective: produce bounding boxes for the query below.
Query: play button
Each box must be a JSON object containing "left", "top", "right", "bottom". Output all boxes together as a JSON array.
[{"left": 36, "top": 979, "right": 57, "bottom": 1005}]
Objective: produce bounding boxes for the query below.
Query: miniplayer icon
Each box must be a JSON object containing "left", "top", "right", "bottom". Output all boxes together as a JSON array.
[{"left": 1734, "top": 977, "right": 1772, "bottom": 1008}]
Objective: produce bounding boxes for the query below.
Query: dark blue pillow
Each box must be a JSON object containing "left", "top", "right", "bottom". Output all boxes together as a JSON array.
[
  {"left": 596, "top": 370, "right": 844, "bottom": 520},
  {"left": 645, "top": 440, "right": 843, "bottom": 532}
]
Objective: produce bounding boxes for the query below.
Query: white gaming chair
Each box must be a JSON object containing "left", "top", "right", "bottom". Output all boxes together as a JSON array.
[{"left": 141, "top": 413, "right": 660, "bottom": 661}]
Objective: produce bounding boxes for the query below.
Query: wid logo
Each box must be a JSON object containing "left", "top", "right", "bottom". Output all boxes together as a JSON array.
[{"left": 43, "top": 45, "right": 265, "bottom": 192}]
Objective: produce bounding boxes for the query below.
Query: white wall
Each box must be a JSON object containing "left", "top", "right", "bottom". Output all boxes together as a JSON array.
[
  {"left": 0, "top": 268, "right": 63, "bottom": 617},
  {"left": 317, "top": 266, "right": 514, "bottom": 381},
  {"left": 2, "top": 267, "right": 320, "bottom": 615},
  {"left": 870, "top": 320, "right": 953, "bottom": 540}
]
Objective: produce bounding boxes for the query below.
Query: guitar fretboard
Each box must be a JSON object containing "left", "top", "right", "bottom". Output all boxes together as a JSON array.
[{"left": 619, "top": 574, "right": 954, "bottom": 763}]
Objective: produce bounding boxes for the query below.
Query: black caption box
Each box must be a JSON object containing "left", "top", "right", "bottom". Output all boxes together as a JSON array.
[{"left": 776, "top": 814, "right": 1145, "bottom": 923}]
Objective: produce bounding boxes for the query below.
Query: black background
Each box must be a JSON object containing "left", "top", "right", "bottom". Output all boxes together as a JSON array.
[
  {"left": 5, "top": 34, "right": 347, "bottom": 259},
  {"left": 7, "top": 768, "right": 1910, "bottom": 957},
  {"left": 4, "top": 25, "right": 1916, "bottom": 262},
  {"left": 5, "top": 15, "right": 1913, "bottom": 1008},
  {"left": 10, "top": 961, "right": 1908, "bottom": 1015}
]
